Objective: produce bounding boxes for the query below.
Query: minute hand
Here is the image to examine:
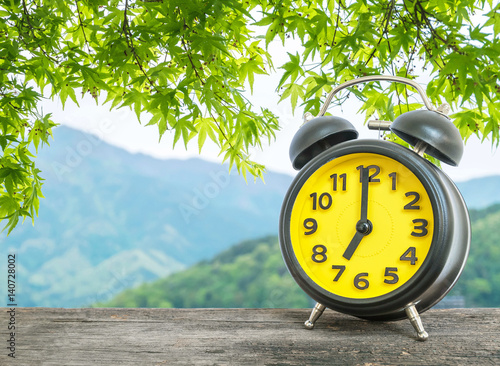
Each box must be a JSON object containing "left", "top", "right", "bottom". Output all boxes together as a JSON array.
[
  {"left": 342, "top": 167, "right": 371, "bottom": 260},
  {"left": 359, "top": 167, "right": 369, "bottom": 222}
]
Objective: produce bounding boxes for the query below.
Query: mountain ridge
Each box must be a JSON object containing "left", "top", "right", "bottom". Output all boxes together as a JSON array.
[{"left": 2, "top": 126, "right": 292, "bottom": 307}]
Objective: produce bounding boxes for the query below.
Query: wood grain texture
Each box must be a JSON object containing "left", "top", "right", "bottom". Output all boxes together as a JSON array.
[{"left": 1, "top": 308, "right": 499, "bottom": 365}]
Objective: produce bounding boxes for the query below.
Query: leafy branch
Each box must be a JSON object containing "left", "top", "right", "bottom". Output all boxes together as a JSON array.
[
  {"left": 0, "top": 0, "right": 499, "bottom": 234},
  {"left": 75, "top": 0, "right": 91, "bottom": 53},
  {"left": 122, "top": 0, "right": 159, "bottom": 93}
]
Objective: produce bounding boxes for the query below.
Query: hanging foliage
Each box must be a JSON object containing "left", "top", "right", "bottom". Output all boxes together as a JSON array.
[{"left": 0, "top": 0, "right": 498, "bottom": 233}]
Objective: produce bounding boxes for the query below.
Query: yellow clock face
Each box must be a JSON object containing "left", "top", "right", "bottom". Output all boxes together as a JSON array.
[{"left": 289, "top": 153, "right": 434, "bottom": 299}]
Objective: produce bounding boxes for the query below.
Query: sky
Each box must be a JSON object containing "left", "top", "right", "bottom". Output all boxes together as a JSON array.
[{"left": 41, "top": 39, "right": 500, "bottom": 183}]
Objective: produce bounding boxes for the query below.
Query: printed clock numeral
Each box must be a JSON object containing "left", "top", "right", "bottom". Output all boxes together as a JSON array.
[
  {"left": 331, "top": 265, "right": 346, "bottom": 281},
  {"left": 404, "top": 192, "right": 421, "bottom": 210},
  {"left": 312, "top": 245, "right": 327, "bottom": 263},
  {"left": 400, "top": 247, "right": 418, "bottom": 265},
  {"left": 411, "top": 219, "right": 429, "bottom": 237},
  {"left": 356, "top": 165, "right": 380, "bottom": 182},
  {"left": 303, "top": 218, "right": 317, "bottom": 235},
  {"left": 389, "top": 172, "right": 397, "bottom": 190},
  {"left": 354, "top": 272, "right": 369, "bottom": 290},
  {"left": 384, "top": 267, "right": 399, "bottom": 284},
  {"left": 310, "top": 192, "right": 332, "bottom": 210},
  {"left": 330, "top": 173, "right": 347, "bottom": 191}
]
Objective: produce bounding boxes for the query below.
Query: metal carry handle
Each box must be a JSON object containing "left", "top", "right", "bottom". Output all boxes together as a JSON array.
[{"left": 318, "top": 75, "right": 435, "bottom": 117}]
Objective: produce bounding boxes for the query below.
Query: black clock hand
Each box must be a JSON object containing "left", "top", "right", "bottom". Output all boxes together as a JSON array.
[
  {"left": 359, "top": 166, "right": 369, "bottom": 222},
  {"left": 343, "top": 167, "right": 372, "bottom": 260},
  {"left": 343, "top": 232, "right": 364, "bottom": 260}
]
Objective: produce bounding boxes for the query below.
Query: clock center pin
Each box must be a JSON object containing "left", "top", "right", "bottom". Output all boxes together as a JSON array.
[{"left": 355, "top": 220, "right": 373, "bottom": 235}]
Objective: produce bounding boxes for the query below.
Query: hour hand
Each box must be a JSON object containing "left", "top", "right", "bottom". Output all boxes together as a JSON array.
[
  {"left": 343, "top": 220, "right": 373, "bottom": 260},
  {"left": 343, "top": 231, "right": 364, "bottom": 260}
]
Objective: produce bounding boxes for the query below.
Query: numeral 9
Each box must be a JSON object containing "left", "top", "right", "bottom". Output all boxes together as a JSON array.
[{"left": 303, "top": 218, "right": 317, "bottom": 235}]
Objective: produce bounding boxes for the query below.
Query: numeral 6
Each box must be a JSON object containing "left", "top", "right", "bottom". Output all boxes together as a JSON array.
[{"left": 354, "top": 272, "right": 369, "bottom": 290}]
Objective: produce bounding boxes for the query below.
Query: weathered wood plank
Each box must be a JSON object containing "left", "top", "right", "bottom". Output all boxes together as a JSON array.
[{"left": 2, "top": 308, "right": 499, "bottom": 365}]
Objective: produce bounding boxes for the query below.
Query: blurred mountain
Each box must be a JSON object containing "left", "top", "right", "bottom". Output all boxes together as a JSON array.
[
  {"left": 0, "top": 126, "right": 292, "bottom": 307},
  {"left": 98, "top": 236, "right": 312, "bottom": 309},
  {"left": 455, "top": 176, "right": 500, "bottom": 209}
]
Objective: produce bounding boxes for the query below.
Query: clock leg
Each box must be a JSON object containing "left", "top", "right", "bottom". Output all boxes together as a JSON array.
[
  {"left": 304, "top": 302, "right": 326, "bottom": 330},
  {"left": 405, "top": 305, "right": 429, "bottom": 341}
]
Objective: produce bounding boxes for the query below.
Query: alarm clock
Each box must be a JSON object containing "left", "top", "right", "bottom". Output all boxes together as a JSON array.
[{"left": 279, "top": 75, "right": 471, "bottom": 341}]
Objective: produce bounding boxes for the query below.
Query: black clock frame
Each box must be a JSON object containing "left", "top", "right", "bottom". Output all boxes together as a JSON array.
[{"left": 279, "top": 139, "right": 470, "bottom": 321}]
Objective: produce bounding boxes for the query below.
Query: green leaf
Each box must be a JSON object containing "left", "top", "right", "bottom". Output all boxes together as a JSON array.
[
  {"left": 277, "top": 53, "right": 302, "bottom": 89},
  {"left": 239, "top": 59, "right": 267, "bottom": 93},
  {"left": 279, "top": 83, "right": 305, "bottom": 112},
  {"left": 172, "top": 116, "right": 197, "bottom": 149}
]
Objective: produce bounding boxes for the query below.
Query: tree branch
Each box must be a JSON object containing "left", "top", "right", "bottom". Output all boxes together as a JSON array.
[
  {"left": 122, "top": 0, "right": 159, "bottom": 93},
  {"left": 178, "top": 26, "right": 257, "bottom": 169},
  {"left": 75, "top": 0, "right": 91, "bottom": 53},
  {"left": 19, "top": 0, "right": 58, "bottom": 63},
  {"left": 365, "top": 0, "right": 395, "bottom": 65}
]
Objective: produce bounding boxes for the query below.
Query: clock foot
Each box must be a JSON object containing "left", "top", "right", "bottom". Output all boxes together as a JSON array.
[
  {"left": 304, "top": 303, "right": 326, "bottom": 330},
  {"left": 405, "top": 305, "right": 429, "bottom": 341}
]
